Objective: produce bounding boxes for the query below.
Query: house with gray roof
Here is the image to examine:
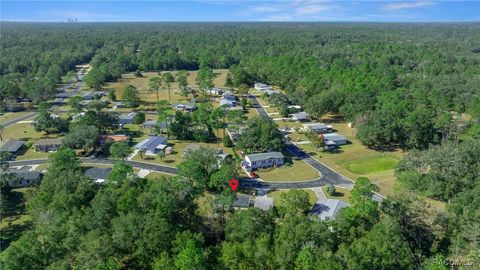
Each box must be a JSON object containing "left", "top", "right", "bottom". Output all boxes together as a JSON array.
[
  {"left": 85, "top": 167, "right": 112, "bottom": 183},
  {"left": 291, "top": 111, "right": 310, "bottom": 122},
  {"left": 322, "top": 133, "right": 347, "bottom": 146},
  {"left": 0, "top": 139, "right": 25, "bottom": 154},
  {"left": 134, "top": 136, "right": 168, "bottom": 155},
  {"left": 83, "top": 91, "right": 96, "bottom": 100},
  {"left": 34, "top": 139, "right": 62, "bottom": 152},
  {"left": 10, "top": 171, "right": 42, "bottom": 188},
  {"left": 254, "top": 196, "right": 274, "bottom": 210},
  {"left": 172, "top": 101, "right": 197, "bottom": 112},
  {"left": 119, "top": 112, "right": 137, "bottom": 125},
  {"left": 242, "top": 151, "right": 284, "bottom": 171},
  {"left": 311, "top": 199, "right": 350, "bottom": 221},
  {"left": 302, "top": 123, "right": 333, "bottom": 134},
  {"left": 232, "top": 194, "right": 251, "bottom": 209}
]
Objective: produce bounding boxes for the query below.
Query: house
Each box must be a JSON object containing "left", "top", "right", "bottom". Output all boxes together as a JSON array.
[
  {"left": 134, "top": 136, "right": 168, "bottom": 155},
  {"left": 83, "top": 91, "right": 96, "bottom": 100},
  {"left": 254, "top": 83, "right": 273, "bottom": 91},
  {"left": 85, "top": 167, "right": 112, "bottom": 183},
  {"left": 0, "top": 139, "right": 25, "bottom": 154},
  {"left": 99, "top": 135, "right": 130, "bottom": 144},
  {"left": 207, "top": 87, "right": 224, "bottom": 96},
  {"left": 220, "top": 97, "right": 237, "bottom": 107},
  {"left": 232, "top": 194, "right": 251, "bottom": 209},
  {"left": 254, "top": 196, "right": 274, "bottom": 210},
  {"left": 142, "top": 120, "right": 167, "bottom": 130},
  {"left": 302, "top": 123, "right": 333, "bottom": 134},
  {"left": 172, "top": 101, "right": 197, "bottom": 112},
  {"left": 113, "top": 101, "right": 126, "bottom": 109},
  {"left": 8, "top": 170, "right": 42, "bottom": 188},
  {"left": 291, "top": 112, "right": 310, "bottom": 122},
  {"left": 242, "top": 152, "right": 284, "bottom": 171},
  {"left": 322, "top": 133, "right": 347, "bottom": 146},
  {"left": 34, "top": 139, "right": 63, "bottom": 152},
  {"left": 311, "top": 199, "right": 350, "bottom": 221},
  {"left": 119, "top": 112, "right": 137, "bottom": 125}
]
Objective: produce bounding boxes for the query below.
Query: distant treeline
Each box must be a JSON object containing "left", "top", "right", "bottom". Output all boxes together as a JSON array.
[{"left": 1, "top": 22, "right": 479, "bottom": 149}]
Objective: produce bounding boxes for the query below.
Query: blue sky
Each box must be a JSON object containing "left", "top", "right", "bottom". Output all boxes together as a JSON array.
[{"left": 1, "top": 1, "right": 479, "bottom": 22}]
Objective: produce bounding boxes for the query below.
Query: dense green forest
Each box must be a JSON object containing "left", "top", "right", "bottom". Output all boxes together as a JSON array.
[{"left": 1, "top": 22, "right": 479, "bottom": 269}]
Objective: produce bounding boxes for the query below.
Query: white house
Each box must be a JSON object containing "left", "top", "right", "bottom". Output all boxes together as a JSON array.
[
  {"left": 242, "top": 152, "right": 284, "bottom": 171},
  {"left": 302, "top": 123, "right": 333, "bottom": 134},
  {"left": 134, "top": 136, "right": 168, "bottom": 155},
  {"left": 254, "top": 83, "right": 273, "bottom": 91}
]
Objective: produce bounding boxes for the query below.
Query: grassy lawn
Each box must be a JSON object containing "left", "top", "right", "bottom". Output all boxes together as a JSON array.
[
  {"left": 0, "top": 188, "right": 33, "bottom": 251},
  {"left": 338, "top": 156, "right": 399, "bottom": 175},
  {"left": 145, "top": 172, "right": 173, "bottom": 180},
  {"left": 0, "top": 112, "right": 33, "bottom": 124},
  {"left": 2, "top": 123, "right": 63, "bottom": 161},
  {"left": 258, "top": 151, "right": 320, "bottom": 182},
  {"left": 297, "top": 122, "right": 405, "bottom": 196},
  {"left": 323, "top": 186, "right": 351, "bottom": 204},
  {"left": 268, "top": 189, "right": 317, "bottom": 207},
  {"left": 103, "top": 69, "right": 229, "bottom": 110},
  {"left": 132, "top": 139, "right": 235, "bottom": 167}
]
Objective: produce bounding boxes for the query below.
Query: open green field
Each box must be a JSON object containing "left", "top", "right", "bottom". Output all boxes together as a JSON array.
[
  {"left": 268, "top": 189, "right": 317, "bottom": 208},
  {"left": 338, "top": 156, "right": 399, "bottom": 175},
  {"left": 0, "top": 188, "right": 33, "bottom": 251},
  {"left": 297, "top": 121, "right": 405, "bottom": 196},
  {"left": 257, "top": 151, "right": 320, "bottom": 182}
]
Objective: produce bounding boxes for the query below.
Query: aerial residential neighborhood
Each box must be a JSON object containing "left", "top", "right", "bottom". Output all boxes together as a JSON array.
[{"left": 1, "top": 1, "right": 479, "bottom": 269}]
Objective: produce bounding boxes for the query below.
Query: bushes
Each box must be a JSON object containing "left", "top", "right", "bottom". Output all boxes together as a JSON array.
[
  {"left": 223, "top": 136, "right": 233, "bottom": 147},
  {"left": 133, "top": 112, "right": 145, "bottom": 124}
]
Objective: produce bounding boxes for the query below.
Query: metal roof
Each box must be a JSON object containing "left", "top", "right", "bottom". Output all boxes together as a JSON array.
[
  {"left": 134, "top": 136, "right": 168, "bottom": 151},
  {"left": 245, "top": 152, "right": 284, "bottom": 162},
  {"left": 311, "top": 199, "right": 350, "bottom": 221},
  {"left": 303, "top": 123, "right": 328, "bottom": 129},
  {"left": 0, "top": 139, "right": 25, "bottom": 152},
  {"left": 291, "top": 111, "right": 310, "bottom": 119},
  {"left": 322, "top": 133, "right": 347, "bottom": 141}
]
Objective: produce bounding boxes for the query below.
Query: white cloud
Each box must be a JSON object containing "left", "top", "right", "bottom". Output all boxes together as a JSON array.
[
  {"left": 295, "top": 4, "right": 331, "bottom": 15},
  {"left": 250, "top": 5, "right": 282, "bottom": 13},
  {"left": 384, "top": 1, "right": 434, "bottom": 11}
]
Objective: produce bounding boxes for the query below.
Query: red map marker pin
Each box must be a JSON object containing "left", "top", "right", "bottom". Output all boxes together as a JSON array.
[{"left": 229, "top": 179, "right": 239, "bottom": 192}]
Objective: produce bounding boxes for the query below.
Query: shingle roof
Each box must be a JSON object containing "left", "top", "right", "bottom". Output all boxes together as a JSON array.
[
  {"left": 245, "top": 152, "right": 284, "bottom": 162},
  {"left": 14, "top": 171, "right": 41, "bottom": 181},
  {"left": 134, "top": 136, "right": 167, "bottom": 151},
  {"left": 34, "top": 138, "right": 63, "bottom": 146},
  {"left": 85, "top": 167, "right": 112, "bottom": 180},
  {"left": 232, "top": 194, "right": 250, "bottom": 208},
  {"left": 0, "top": 139, "right": 25, "bottom": 152},
  {"left": 311, "top": 199, "right": 350, "bottom": 221}
]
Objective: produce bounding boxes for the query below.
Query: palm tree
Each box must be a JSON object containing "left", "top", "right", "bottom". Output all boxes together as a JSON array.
[
  {"left": 0, "top": 123, "right": 4, "bottom": 141},
  {"left": 161, "top": 72, "right": 175, "bottom": 101},
  {"left": 139, "top": 149, "right": 146, "bottom": 159},
  {"left": 157, "top": 151, "right": 166, "bottom": 162},
  {"left": 148, "top": 76, "right": 162, "bottom": 104}
]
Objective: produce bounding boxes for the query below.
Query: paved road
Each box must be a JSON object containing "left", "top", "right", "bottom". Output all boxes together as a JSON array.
[
  {"left": 9, "top": 158, "right": 178, "bottom": 175},
  {"left": 2, "top": 112, "right": 37, "bottom": 128},
  {"left": 247, "top": 93, "right": 384, "bottom": 201}
]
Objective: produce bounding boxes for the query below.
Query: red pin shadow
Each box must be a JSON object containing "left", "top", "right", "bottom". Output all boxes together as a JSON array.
[{"left": 229, "top": 179, "right": 239, "bottom": 192}]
